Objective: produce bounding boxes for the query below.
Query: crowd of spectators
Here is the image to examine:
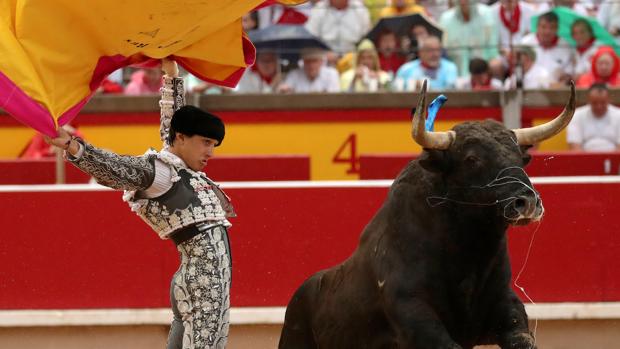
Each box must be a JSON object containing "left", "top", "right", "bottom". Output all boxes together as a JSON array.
[
  {"left": 100, "top": 0, "right": 620, "bottom": 95},
  {"left": 18, "top": 1, "right": 620, "bottom": 157}
]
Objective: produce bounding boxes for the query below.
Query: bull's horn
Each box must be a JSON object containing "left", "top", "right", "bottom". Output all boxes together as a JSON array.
[
  {"left": 513, "top": 81, "right": 576, "bottom": 145},
  {"left": 411, "top": 80, "right": 455, "bottom": 149}
]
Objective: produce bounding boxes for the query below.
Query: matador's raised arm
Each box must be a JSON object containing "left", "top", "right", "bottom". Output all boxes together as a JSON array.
[
  {"left": 65, "top": 59, "right": 187, "bottom": 191},
  {"left": 160, "top": 59, "right": 185, "bottom": 148}
]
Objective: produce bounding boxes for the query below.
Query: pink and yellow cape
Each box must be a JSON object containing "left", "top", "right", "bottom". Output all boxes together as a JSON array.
[{"left": 0, "top": 0, "right": 304, "bottom": 136}]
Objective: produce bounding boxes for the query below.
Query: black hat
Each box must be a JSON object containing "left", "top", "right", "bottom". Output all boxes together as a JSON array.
[{"left": 170, "top": 105, "right": 225, "bottom": 146}]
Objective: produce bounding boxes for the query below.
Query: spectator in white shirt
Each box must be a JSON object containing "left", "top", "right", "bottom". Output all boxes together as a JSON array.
[
  {"left": 567, "top": 83, "right": 620, "bottom": 151},
  {"left": 571, "top": 19, "right": 602, "bottom": 79},
  {"left": 504, "top": 45, "right": 553, "bottom": 89},
  {"left": 491, "top": 0, "right": 538, "bottom": 53},
  {"left": 520, "top": 11, "right": 574, "bottom": 86},
  {"left": 279, "top": 48, "right": 341, "bottom": 93},
  {"left": 235, "top": 51, "right": 283, "bottom": 93},
  {"left": 489, "top": 0, "right": 539, "bottom": 81},
  {"left": 305, "top": 0, "right": 371, "bottom": 55},
  {"left": 439, "top": 0, "right": 500, "bottom": 77}
]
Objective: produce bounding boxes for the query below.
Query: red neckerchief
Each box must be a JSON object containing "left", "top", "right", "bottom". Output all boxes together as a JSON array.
[
  {"left": 251, "top": 64, "right": 273, "bottom": 84},
  {"left": 577, "top": 37, "right": 596, "bottom": 54},
  {"left": 276, "top": 7, "right": 308, "bottom": 24},
  {"left": 537, "top": 33, "right": 559, "bottom": 49},
  {"left": 499, "top": 4, "right": 520, "bottom": 34},
  {"left": 379, "top": 53, "right": 405, "bottom": 74}
]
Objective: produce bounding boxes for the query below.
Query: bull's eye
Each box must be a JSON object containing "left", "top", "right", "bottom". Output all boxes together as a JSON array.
[{"left": 465, "top": 155, "right": 481, "bottom": 166}]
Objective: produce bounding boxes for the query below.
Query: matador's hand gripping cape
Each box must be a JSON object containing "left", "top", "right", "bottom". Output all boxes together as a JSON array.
[{"left": 0, "top": 0, "right": 305, "bottom": 136}]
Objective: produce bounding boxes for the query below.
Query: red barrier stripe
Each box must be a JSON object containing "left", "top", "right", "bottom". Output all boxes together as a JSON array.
[
  {"left": 359, "top": 152, "right": 620, "bottom": 179},
  {"left": 0, "top": 156, "right": 310, "bottom": 184},
  {"left": 0, "top": 181, "right": 618, "bottom": 309}
]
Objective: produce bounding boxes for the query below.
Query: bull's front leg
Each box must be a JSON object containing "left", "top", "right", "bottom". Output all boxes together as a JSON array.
[
  {"left": 383, "top": 286, "right": 462, "bottom": 349},
  {"left": 491, "top": 289, "right": 536, "bottom": 349}
]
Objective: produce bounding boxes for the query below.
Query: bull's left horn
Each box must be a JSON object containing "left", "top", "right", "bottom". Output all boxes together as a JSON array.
[
  {"left": 411, "top": 80, "right": 455, "bottom": 149},
  {"left": 513, "top": 81, "right": 576, "bottom": 145}
]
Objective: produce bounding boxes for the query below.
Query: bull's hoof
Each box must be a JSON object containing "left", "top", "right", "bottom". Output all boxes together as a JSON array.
[{"left": 501, "top": 332, "right": 537, "bottom": 349}]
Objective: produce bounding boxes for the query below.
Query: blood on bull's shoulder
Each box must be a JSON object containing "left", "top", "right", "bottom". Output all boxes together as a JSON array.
[{"left": 279, "top": 80, "right": 576, "bottom": 349}]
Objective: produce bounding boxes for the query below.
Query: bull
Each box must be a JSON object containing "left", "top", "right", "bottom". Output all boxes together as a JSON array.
[{"left": 278, "top": 81, "right": 576, "bottom": 349}]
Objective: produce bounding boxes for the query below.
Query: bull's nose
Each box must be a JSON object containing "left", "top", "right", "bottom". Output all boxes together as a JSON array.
[{"left": 513, "top": 195, "right": 539, "bottom": 218}]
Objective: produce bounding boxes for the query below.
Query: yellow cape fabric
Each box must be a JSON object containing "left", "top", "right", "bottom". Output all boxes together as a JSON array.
[{"left": 0, "top": 0, "right": 305, "bottom": 134}]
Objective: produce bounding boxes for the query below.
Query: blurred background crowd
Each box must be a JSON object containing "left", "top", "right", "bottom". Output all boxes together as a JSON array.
[{"left": 98, "top": 0, "right": 620, "bottom": 95}]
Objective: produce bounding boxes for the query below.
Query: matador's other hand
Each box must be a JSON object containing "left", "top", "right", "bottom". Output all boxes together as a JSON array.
[
  {"left": 42, "top": 127, "right": 72, "bottom": 150},
  {"left": 162, "top": 57, "right": 179, "bottom": 77}
]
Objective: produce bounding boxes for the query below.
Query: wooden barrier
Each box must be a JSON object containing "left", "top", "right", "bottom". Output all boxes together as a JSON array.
[
  {"left": 0, "top": 178, "right": 619, "bottom": 311},
  {"left": 0, "top": 155, "right": 310, "bottom": 184},
  {"left": 359, "top": 152, "right": 620, "bottom": 179}
]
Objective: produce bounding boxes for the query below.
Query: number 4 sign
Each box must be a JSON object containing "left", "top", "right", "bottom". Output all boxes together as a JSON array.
[{"left": 332, "top": 133, "right": 359, "bottom": 174}]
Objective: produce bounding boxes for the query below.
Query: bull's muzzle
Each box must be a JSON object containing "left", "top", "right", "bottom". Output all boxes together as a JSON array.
[{"left": 509, "top": 195, "right": 544, "bottom": 225}]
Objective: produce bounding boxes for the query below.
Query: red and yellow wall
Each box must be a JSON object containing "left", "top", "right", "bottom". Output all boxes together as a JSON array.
[{"left": 3, "top": 106, "right": 570, "bottom": 180}]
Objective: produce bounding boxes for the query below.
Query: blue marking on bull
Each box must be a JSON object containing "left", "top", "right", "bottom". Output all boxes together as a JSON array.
[{"left": 425, "top": 94, "right": 447, "bottom": 132}]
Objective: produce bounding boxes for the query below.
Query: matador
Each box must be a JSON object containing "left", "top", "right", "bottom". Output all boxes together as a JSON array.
[{"left": 45, "top": 59, "right": 235, "bottom": 349}]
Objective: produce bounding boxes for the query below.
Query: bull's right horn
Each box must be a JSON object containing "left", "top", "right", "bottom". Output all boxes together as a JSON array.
[
  {"left": 411, "top": 80, "right": 455, "bottom": 149},
  {"left": 513, "top": 81, "right": 576, "bottom": 145}
]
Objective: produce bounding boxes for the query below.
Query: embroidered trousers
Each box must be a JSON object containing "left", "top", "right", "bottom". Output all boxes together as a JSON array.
[{"left": 167, "top": 225, "right": 232, "bottom": 349}]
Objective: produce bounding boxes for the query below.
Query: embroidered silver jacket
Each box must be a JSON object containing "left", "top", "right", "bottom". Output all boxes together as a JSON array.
[
  {"left": 123, "top": 150, "right": 235, "bottom": 239},
  {"left": 68, "top": 141, "right": 235, "bottom": 239},
  {"left": 67, "top": 76, "right": 235, "bottom": 239}
]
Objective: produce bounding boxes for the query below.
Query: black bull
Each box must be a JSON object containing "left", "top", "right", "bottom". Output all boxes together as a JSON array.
[{"left": 279, "top": 83, "right": 576, "bottom": 349}]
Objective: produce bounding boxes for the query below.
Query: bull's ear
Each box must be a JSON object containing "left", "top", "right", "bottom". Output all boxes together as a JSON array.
[
  {"left": 418, "top": 149, "right": 449, "bottom": 173},
  {"left": 520, "top": 145, "right": 532, "bottom": 166}
]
